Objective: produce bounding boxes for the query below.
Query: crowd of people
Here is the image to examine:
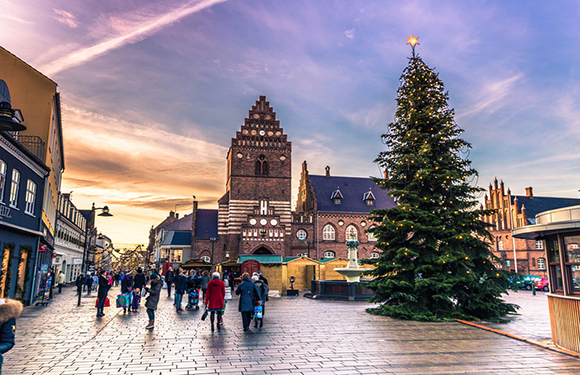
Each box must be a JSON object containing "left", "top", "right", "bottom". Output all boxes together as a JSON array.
[{"left": 75, "top": 266, "right": 270, "bottom": 332}]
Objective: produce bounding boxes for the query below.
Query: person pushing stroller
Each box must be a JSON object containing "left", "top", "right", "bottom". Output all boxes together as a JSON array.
[{"left": 185, "top": 270, "right": 200, "bottom": 310}]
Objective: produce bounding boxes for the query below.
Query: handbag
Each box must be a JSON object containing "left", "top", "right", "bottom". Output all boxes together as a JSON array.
[
  {"left": 201, "top": 308, "right": 208, "bottom": 321},
  {"left": 95, "top": 297, "right": 111, "bottom": 307},
  {"left": 254, "top": 305, "right": 263, "bottom": 319}
]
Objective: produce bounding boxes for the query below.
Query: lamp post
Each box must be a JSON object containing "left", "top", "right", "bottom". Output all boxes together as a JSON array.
[
  {"left": 210, "top": 237, "right": 217, "bottom": 267},
  {"left": 77, "top": 204, "right": 112, "bottom": 307}
]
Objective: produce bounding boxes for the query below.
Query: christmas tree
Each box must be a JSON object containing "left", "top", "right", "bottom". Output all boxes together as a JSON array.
[{"left": 364, "top": 36, "right": 517, "bottom": 321}]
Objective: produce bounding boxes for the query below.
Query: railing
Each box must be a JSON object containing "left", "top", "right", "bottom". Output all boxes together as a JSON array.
[{"left": 8, "top": 132, "right": 46, "bottom": 160}]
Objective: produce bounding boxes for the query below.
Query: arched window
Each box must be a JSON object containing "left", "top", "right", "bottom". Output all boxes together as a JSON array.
[
  {"left": 346, "top": 225, "right": 357, "bottom": 241},
  {"left": 323, "top": 251, "right": 335, "bottom": 258},
  {"left": 367, "top": 226, "right": 377, "bottom": 242},
  {"left": 322, "top": 225, "right": 335, "bottom": 241},
  {"left": 255, "top": 155, "right": 269, "bottom": 175}
]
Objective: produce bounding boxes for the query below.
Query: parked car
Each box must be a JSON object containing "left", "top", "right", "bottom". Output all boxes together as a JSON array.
[
  {"left": 515, "top": 274, "right": 542, "bottom": 290},
  {"left": 535, "top": 277, "right": 549, "bottom": 292}
]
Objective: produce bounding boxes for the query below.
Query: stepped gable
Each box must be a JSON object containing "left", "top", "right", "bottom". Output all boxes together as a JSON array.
[{"left": 232, "top": 95, "right": 290, "bottom": 149}]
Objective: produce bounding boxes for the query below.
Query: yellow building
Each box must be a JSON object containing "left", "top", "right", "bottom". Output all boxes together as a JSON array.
[{"left": 0, "top": 47, "right": 65, "bottom": 255}]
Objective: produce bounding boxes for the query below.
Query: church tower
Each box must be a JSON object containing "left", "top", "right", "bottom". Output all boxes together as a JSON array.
[{"left": 218, "top": 96, "right": 292, "bottom": 257}]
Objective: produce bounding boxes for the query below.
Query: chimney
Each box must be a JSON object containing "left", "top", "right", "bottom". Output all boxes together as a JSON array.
[
  {"left": 325, "top": 166, "right": 330, "bottom": 177},
  {"left": 176, "top": 213, "right": 179, "bottom": 219},
  {"left": 169, "top": 211, "right": 175, "bottom": 218},
  {"left": 525, "top": 187, "right": 533, "bottom": 198}
]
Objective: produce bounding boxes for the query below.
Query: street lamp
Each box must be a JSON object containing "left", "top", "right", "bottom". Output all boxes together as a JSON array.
[
  {"left": 77, "top": 204, "right": 113, "bottom": 307},
  {"left": 210, "top": 237, "right": 217, "bottom": 266}
]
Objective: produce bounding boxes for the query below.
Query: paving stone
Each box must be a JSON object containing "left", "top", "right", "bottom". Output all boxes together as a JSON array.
[{"left": 5, "top": 285, "right": 580, "bottom": 374}]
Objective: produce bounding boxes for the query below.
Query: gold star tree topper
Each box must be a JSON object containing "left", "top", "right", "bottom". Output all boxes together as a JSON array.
[{"left": 406, "top": 34, "right": 419, "bottom": 57}]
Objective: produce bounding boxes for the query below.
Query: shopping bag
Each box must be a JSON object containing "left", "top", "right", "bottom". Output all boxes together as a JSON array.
[
  {"left": 201, "top": 308, "right": 208, "bottom": 321},
  {"left": 254, "top": 305, "right": 263, "bottom": 319},
  {"left": 95, "top": 297, "right": 110, "bottom": 307},
  {"left": 116, "top": 294, "right": 124, "bottom": 308}
]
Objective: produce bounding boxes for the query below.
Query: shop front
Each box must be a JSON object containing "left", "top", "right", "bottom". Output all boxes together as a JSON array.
[{"left": 513, "top": 205, "right": 580, "bottom": 353}]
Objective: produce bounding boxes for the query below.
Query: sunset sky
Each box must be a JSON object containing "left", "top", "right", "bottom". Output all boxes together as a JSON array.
[{"left": 2, "top": 1, "right": 580, "bottom": 245}]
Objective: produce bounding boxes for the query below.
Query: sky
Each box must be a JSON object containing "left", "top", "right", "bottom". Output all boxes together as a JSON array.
[{"left": 2, "top": 0, "right": 580, "bottom": 245}]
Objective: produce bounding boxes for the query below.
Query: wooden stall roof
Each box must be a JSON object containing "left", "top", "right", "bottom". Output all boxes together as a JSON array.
[
  {"left": 180, "top": 259, "right": 212, "bottom": 269},
  {"left": 237, "top": 255, "right": 283, "bottom": 264}
]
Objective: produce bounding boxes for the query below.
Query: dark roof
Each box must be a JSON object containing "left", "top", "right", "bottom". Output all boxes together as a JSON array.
[
  {"left": 165, "top": 213, "right": 192, "bottom": 231},
  {"left": 310, "top": 175, "right": 397, "bottom": 213},
  {"left": 194, "top": 209, "right": 218, "bottom": 239},
  {"left": 512, "top": 195, "right": 580, "bottom": 224},
  {"left": 160, "top": 231, "right": 191, "bottom": 247}
]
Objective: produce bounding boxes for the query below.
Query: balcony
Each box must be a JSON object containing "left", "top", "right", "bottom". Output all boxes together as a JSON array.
[{"left": 9, "top": 132, "right": 45, "bottom": 160}]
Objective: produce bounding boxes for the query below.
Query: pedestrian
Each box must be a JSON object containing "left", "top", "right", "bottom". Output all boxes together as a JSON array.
[
  {"left": 173, "top": 267, "right": 187, "bottom": 312},
  {"left": 86, "top": 273, "right": 93, "bottom": 295},
  {"left": 0, "top": 297, "right": 23, "bottom": 373},
  {"left": 92, "top": 274, "right": 98, "bottom": 292},
  {"left": 257, "top": 270, "right": 269, "bottom": 286},
  {"left": 76, "top": 274, "right": 84, "bottom": 296},
  {"left": 96, "top": 270, "right": 111, "bottom": 317},
  {"left": 114, "top": 272, "right": 121, "bottom": 287},
  {"left": 144, "top": 273, "right": 162, "bottom": 329},
  {"left": 205, "top": 272, "right": 225, "bottom": 331},
  {"left": 165, "top": 267, "right": 174, "bottom": 298},
  {"left": 120, "top": 271, "right": 133, "bottom": 314},
  {"left": 235, "top": 273, "right": 260, "bottom": 332},
  {"left": 252, "top": 275, "right": 269, "bottom": 328},
  {"left": 56, "top": 271, "right": 66, "bottom": 293},
  {"left": 201, "top": 270, "right": 210, "bottom": 301},
  {"left": 133, "top": 267, "right": 146, "bottom": 311},
  {"left": 228, "top": 271, "right": 234, "bottom": 291}
]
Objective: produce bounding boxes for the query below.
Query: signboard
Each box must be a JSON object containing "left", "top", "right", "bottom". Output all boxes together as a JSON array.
[
  {"left": 38, "top": 244, "right": 47, "bottom": 252},
  {"left": 73, "top": 258, "right": 83, "bottom": 264}
]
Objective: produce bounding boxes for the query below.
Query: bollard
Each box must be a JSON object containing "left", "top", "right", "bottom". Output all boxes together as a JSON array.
[{"left": 532, "top": 282, "right": 536, "bottom": 295}]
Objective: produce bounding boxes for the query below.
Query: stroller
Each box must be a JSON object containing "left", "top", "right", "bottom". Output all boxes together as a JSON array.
[{"left": 186, "top": 288, "right": 200, "bottom": 310}]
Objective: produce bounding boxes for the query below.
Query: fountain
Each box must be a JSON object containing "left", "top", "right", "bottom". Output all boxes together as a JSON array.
[
  {"left": 333, "top": 235, "right": 373, "bottom": 282},
  {"left": 305, "top": 233, "right": 375, "bottom": 301}
]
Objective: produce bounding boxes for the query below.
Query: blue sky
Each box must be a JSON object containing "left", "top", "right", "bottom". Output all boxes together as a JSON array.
[{"left": 2, "top": 0, "right": 580, "bottom": 244}]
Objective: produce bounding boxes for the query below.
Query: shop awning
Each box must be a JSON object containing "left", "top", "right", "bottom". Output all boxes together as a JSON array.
[{"left": 237, "top": 255, "right": 283, "bottom": 264}]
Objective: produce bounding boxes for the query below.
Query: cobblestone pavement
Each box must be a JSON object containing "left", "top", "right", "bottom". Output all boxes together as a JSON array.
[{"left": 6, "top": 286, "right": 580, "bottom": 375}]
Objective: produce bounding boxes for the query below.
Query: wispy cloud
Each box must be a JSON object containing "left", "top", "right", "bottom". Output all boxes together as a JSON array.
[
  {"left": 345, "top": 29, "right": 355, "bottom": 40},
  {"left": 54, "top": 9, "right": 79, "bottom": 28},
  {"left": 458, "top": 73, "right": 524, "bottom": 118},
  {"left": 40, "top": 0, "right": 227, "bottom": 76}
]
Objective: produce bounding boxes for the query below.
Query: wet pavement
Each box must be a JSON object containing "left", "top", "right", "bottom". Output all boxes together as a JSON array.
[{"left": 6, "top": 286, "right": 580, "bottom": 374}]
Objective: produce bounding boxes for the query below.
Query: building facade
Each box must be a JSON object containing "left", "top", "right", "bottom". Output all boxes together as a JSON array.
[
  {"left": 483, "top": 178, "right": 580, "bottom": 276},
  {"left": 54, "top": 193, "right": 86, "bottom": 283},
  {"left": 0, "top": 81, "right": 51, "bottom": 304},
  {"left": 150, "top": 96, "right": 394, "bottom": 266}
]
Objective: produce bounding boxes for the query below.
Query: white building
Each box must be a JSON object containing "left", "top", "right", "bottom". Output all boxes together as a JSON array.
[{"left": 54, "top": 193, "right": 86, "bottom": 282}]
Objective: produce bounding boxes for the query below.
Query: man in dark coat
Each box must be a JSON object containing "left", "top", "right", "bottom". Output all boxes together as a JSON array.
[
  {"left": 96, "top": 270, "right": 111, "bottom": 317},
  {"left": 0, "top": 298, "right": 23, "bottom": 372},
  {"left": 75, "top": 274, "right": 84, "bottom": 296},
  {"left": 235, "top": 273, "right": 261, "bottom": 332},
  {"left": 257, "top": 270, "right": 268, "bottom": 286},
  {"left": 165, "top": 268, "right": 174, "bottom": 297},
  {"left": 173, "top": 268, "right": 187, "bottom": 312},
  {"left": 85, "top": 274, "right": 94, "bottom": 295}
]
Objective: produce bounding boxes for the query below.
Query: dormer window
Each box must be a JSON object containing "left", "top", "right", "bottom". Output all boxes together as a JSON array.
[
  {"left": 255, "top": 155, "right": 269, "bottom": 175},
  {"left": 330, "top": 188, "right": 343, "bottom": 205},
  {"left": 363, "top": 190, "right": 376, "bottom": 206}
]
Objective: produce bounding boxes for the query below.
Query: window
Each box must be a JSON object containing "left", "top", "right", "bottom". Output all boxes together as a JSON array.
[
  {"left": 369, "top": 252, "right": 379, "bottom": 259},
  {"left": 9, "top": 169, "right": 20, "bottom": 207},
  {"left": 0, "top": 160, "right": 6, "bottom": 202},
  {"left": 363, "top": 191, "right": 376, "bottom": 206},
  {"left": 255, "top": 155, "right": 269, "bottom": 175},
  {"left": 367, "top": 226, "right": 377, "bottom": 242},
  {"left": 564, "top": 235, "right": 580, "bottom": 293},
  {"left": 547, "top": 238, "right": 563, "bottom": 292},
  {"left": 537, "top": 257, "right": 546, "bottom": 271},
  {"left": 498, "top": 241, "right": 504, "bottom": 251},
  {"left": 346, "top": 225, "right": 357, "bottom": 241},
  {"left": 323, "top": 251, "right": 335, "bottom": 259},
  {"left": 25, "top": 180, "right": 37, "bottom": 215},
  {"left": 322, "top": 225, "right": 335, "bottom": 241},
  {"left": 330, "top": 189, "right": 343, "bottom": 205},
  {"left": 535, "top": 240, "right": 544, "bottom": 250}
]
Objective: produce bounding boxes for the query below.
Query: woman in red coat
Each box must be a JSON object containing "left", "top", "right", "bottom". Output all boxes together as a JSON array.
[{"left": 204, "top": 272, "right": 225, "bottom": 331}]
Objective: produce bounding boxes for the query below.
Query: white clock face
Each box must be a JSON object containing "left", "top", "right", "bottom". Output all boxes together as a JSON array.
[
  {"left": 260, "top": 219, "right": 267, "bottom": 226},
  {"left": 259, "top": 130, "right": 265, "bottom": 136},
  {"left": 296, "top": 229, "right": 307, "bottom": 240},
  {"left": 250, "top": 219, "right": 257, "bottom": 225},
  {"left": 361, "top": 221, "right": 367, "bottom": 227},
  {"left": 270, "top": 219, "right": 277, "bottom": 226}
]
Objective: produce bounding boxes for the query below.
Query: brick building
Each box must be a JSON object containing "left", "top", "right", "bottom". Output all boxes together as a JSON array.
[
  {"left": 149, "top": 96, "right": 394, "bottom": 266},
  {"left": 483, "top": 178, "right": 580, "bottom": 276}
]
